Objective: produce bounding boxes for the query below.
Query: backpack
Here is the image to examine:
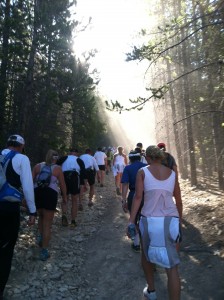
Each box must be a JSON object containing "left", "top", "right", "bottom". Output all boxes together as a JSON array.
[
  {"left": 0, "top": 150, "right": 23, "bottom": 202},
  {"left": 36, "top": 163, "right": 52, "bottom": 188}
]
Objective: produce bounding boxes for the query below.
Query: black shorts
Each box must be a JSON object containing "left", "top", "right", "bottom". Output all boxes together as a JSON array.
[
  {"left": 63, "top": 171, "right": 80, "bottom": 195},
  {"left": 107, "top": 160, "right": 111, "bottom": 167},
  {"left": 85, "top": 168, "right": 96, "bottom": 186},
  {"left": 34, "top": 187, "right": 58, "bottom": 211},
  {"left": 98, "top": 165, "right": 106, "bottom": 171}
]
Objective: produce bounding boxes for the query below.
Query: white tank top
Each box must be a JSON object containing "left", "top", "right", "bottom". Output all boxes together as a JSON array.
[{"left": 141, "top": 167, "right": 179, "bottom": 218}]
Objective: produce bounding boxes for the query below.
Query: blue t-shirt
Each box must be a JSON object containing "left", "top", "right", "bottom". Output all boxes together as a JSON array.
[{"left": 121, "top": 161, "right": 147, "bottom": 190}]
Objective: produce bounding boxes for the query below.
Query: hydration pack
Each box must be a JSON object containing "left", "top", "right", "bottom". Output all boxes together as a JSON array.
[
  {"left": 36, "top": 163, "right": 52, "bottom": 188},
  {"left": 0, "top": 150, "right": 23, "bottom": 202}
]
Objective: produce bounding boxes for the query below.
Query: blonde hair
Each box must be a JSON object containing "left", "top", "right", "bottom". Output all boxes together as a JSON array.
[
  {"left": 145, "top": 145, "right": 165, "bottom": 161},
  {"left": 45, "top": 149, "right": 58, "bottom": 165}
]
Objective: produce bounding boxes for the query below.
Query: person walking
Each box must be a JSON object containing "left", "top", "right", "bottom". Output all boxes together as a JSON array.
[
  {"left": 121, "top": 150, "right": 147, "bottom": 252},
  {"left": 57, "top": 149, "right": 85, "bottom": 228},
  {"left": 128, "top": 145, "right": 182, "bottom": 300},
  {"left": 112, "top": 146, "right": 128, "bottom": 195},
  {"left": 106, "top": 148, "right": 113, "bottom": 174},
  {"left": 32, "top": 149, "right": 67, "bottom": 261},
  {"left": 157, "top": 142, "right": 178, "bottom": 173},
  {"left": 136, "top": 142, "right": 147, "bottom": 164},
  {"left": 94, "top": 147, "right": 107, "bottom": 187},
  {"left": 80, "top": 148, "right": 100, "bottom": 207},
  {"left": 0, "top": 134, "right": 36, "bottom": 299}
]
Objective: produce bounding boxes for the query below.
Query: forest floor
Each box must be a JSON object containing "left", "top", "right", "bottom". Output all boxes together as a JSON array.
[{"left": 4, "top": 171, "right": 224, "bottom": 300}]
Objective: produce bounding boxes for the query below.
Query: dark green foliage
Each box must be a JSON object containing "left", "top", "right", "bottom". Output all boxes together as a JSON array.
[{"left": 0, "top": 0, "right": 106, "bottom": 163}]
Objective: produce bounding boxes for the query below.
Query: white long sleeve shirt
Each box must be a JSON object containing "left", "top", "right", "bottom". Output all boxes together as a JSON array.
[
  {"left": 80, "top": 154, "right": 99, "bottom": 171},
  {"left": 2, "top": 148, "right": 36, "bottom": 213}
]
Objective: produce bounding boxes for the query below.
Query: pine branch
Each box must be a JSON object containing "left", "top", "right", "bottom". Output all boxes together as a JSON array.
[{"left": 173, "top": 110, "right": 224, "bottom": 125}]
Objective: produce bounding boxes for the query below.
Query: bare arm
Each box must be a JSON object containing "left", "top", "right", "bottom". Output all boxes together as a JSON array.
[
  {"left": 121, "top": 182, "right": 129, "bottom": 213},
  {"left": 129, "top": 169, "right": 144, "bottom": 223},
  {"left": 173, "top": 175, "right": 182, "bottom": 220},
  {"left": 124, "top": 154, "right": 128, "bottom": 165},
  {"left": 121, "top": 183, "right": 129, "bottom": 200},
  {"left": 56, "top": 167, "right": 67, "bottom": 203}
]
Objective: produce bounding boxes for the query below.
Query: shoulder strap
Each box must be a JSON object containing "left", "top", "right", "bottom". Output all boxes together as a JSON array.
[
  {"left": 2, "top": 151, "right": 18, "bottom": 166},
  {"left": 1, "top": 150, "right": 18, "bottom": 173},
  {"left": 77, "top": 158, "right": 85, "bottom": 171},
  {"left": 39, "top": 162, "right": 46, "bottom": 172},
  {"left": 56, "top": 156, "right": 68, "bottom": 165}
]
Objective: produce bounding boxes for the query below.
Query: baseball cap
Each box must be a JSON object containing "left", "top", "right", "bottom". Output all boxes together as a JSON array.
[
  {"left": 157, "top": 142, "right": 166, "bottom": 149},
  {"left": 8, "top": 134, "right": 25, "bottom": 145}
]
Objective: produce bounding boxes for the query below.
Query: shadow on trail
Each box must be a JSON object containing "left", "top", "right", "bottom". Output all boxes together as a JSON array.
[{"left": 179, "top": 219, "right": 224, "bottom": 299}]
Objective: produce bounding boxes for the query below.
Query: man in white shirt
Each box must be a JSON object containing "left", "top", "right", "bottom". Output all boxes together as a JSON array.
[
  {"left": 136, "top": 142, "right": 148, "bottom": 164},
  {"left": 94, "top": 147, "right": 107, "bottom": 187},
  {"left": 0, "top": 134, "right": 36, "bottom": 299},
  {"left": 57, "top": 149, "right": 85, "bottom": 227},
  {"left": 80, "top": 149, "right": 100, "bottom": 207}
]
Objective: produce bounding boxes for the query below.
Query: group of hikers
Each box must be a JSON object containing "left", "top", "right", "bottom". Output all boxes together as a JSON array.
[{"left": 0, "top": 134, "right": 182, "bottom": 300}]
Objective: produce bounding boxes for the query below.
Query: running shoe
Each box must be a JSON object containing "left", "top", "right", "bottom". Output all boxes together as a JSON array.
[
  {"left": 143, "top": 287, "right": 157, "bottom": 300},
  {"left": 40, "top": 248, "right": 50, "bottom": 261},
  {"left": 131, "top": 243, "right": 141, "bottom": 252},
  {"left": 62, "top": 215, "right": 68, "bottom": 227},
  {"left": 70, "top": 220, "right": 77, "bottom": 228}
]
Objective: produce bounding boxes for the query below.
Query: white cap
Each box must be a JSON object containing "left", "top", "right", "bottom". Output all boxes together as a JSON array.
[{"left": 8, "top": 134, "right": 25, "bottom": 145}]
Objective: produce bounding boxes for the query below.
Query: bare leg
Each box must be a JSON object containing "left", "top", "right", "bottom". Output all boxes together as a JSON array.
[
  {"left": 118, "top": 173, "right": 123, "bottom": 193},
  {"left": 37, "top": 208, "right": 44, "bottom": 235},
  {"left": 79, "top": 185, "right": 87, "bottom": 210},
  {"left": 165, "top": 266, "right": 181, "bottom": 300},
  {"left": 41, "top": 209, "right": 55, "bottom": 249},
  {"left": 100, "top": 170, "right": 105, "bottom": 186},
  {"left": 89, "top": 184, "right": 94, "bottom": 200},
  {"left": 61, "top": 197, "right": 67, "bottom": 216},
  {"left": 115, "top": 173, "right": 122, "bottom": 193},
  {"left": 141, "top": 250, "right": 156, "bottom": 291},
  {"left": 71, "top": 194, "right": 79, "bottom": 221}
]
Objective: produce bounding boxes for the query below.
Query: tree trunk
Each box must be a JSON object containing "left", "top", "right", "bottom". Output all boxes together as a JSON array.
[
  {"left": 0, "top": 0, "right": 10, "bottom": 143},
  {"left": 20, "top": 0, "right": 40, "bottom": 136}
]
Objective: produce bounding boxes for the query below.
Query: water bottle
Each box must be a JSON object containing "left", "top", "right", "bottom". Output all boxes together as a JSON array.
[{"left": 128, "top": 223, "right": 136, "bottom": 240}]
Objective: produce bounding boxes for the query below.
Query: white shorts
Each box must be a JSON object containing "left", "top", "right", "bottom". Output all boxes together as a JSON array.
[
  {"left": 113, "top": 164, "right": 125, "bottom": 176},
  {"left": 139, "top": 216, "right": 181, "bottom": 268}
]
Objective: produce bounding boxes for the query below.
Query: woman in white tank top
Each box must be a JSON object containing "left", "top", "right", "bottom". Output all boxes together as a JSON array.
[
  {"left": 128, "top": 145, "right": 182, "bottom": 300},
  {"left": 112, "top": 146, "right": 127, "bottom": 195}
]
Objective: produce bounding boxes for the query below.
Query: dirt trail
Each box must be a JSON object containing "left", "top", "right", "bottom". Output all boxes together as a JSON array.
[
  {"left": 81, "top": 174, "right": 224, "bottom": 300},
  {"left": 6, "top": 172, "right": 224, "bottom": 300}
]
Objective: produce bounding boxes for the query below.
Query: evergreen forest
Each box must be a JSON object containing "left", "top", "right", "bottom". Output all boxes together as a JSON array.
[
  {"left": 108, "top": 0, "right": 224, "bottom": 190},
  {"left": 1, "top": 0, "right": 224, "bottom": 189},
  {"left": 0, "top": 0, "right": 108, "bottom": 163}
]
